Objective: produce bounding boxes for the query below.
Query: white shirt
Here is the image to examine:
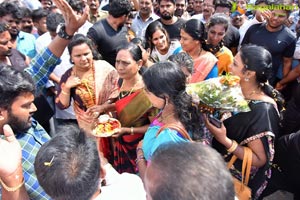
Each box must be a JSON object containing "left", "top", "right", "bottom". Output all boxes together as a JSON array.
[
  {"left": 131, "top": 12, "right": 160, "bottom": 40},
  {"left": 94, "top": 164, "right": 146, "bottom": 200},
  {"left": 150, "top": 40, "right": 182, "bottom": 62},
  {"left": 238, "top": 17, "right": 262, "bottom": 50},
  {"left": 191, "top": 13, "right": 206, "bottom": 24},
  {"left": 294, "top": 37, "right": 300, "bottom": 59}
]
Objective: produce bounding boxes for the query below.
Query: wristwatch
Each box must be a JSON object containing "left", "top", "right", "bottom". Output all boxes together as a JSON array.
[{"left": 57, "top": 24, "right": 73, "bottom": 40}]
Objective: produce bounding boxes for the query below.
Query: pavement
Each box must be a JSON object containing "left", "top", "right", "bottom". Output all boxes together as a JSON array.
[{"left": 263, "top": 190, "right": 293, "bottom": 200}]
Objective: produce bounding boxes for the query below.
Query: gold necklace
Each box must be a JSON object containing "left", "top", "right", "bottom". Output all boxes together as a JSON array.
[
  {"left": 158, "top": 112, "right": 176, "bottom": 122},
  {"left": 74, "top": 63, "right": 96, "bottom": 108},
  {"left": 245, "top": 89, "right": 263, "bottom": 100},
  {"left": 192, "top": 48, "right": 203, "bottom": 59},
  {"left": 119, "top": 79, "right": 140, "bottom": 99}
]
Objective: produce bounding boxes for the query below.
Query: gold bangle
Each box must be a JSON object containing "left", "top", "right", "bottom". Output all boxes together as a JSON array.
[
  {"left": 61, "top": 90, "right": 70, "bottom": 95},
  {"left": 227, "top": 140, "right": 238, "bottom": 153},
  {"left": 135, "top": 156, "right": 145, "bottom": 164},
  {"left": 130, "top": 127, "right": 134, "bottom": 135},
  {"left": 0, "top": 177, "right": 25, "bottom": 192}
]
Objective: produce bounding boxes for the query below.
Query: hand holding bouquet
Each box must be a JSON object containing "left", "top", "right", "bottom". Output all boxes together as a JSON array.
[{"left": 186, "top": 75, "right": 250, "bottom": 113}]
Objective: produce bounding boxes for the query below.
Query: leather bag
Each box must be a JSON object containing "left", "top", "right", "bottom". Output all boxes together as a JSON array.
[{"left": 227, "top": 147, "right": 252, "bottom": 200}]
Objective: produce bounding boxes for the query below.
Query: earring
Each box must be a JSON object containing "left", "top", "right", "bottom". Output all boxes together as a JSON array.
[{"left": 244, "top": 77, "right": 249, "bottom": 82}]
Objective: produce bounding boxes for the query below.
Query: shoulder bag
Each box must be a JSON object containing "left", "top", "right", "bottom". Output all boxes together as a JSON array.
[
  {"left": 156, "top": 123, "right": 193, "bottom": 141},
  {"left": 227, "top": 147, "right": 252, "bottom": 200}
]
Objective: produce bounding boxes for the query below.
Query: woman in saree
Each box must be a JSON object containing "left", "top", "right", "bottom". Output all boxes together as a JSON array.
[
  {"left": 88, "top": 43, "right": 156, "bottom": 173},
  {"left": 55, "top": 34, "right": 119, "bottom": 160},
  {"left": 136, "top": 61, "right": 205, "bottom": 181},
  {"left": 205, "top": 45, "right": 285, "bottom": 199},
  {"left": 204, "top": 13, "right": 234, "bottom": 75},
  {"left": 180, "top": 19, "right": 218, "bottom": 83}
]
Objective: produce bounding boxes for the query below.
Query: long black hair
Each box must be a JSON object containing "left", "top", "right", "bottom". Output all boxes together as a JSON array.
[
  {"left": 239, "top": 44, "right": 285, "bottom": 112},
  {"left": 142, "top": 61, "right": 202, "bottom": 137},
  {"left": 67, "top": 34, "right": 101, "bottom": 62},
  {"left": 180, "top": 19, "right": 206, "bottom": 47},
  {"left": 145, "top": 21, "right": 170, "bottom": 51}
]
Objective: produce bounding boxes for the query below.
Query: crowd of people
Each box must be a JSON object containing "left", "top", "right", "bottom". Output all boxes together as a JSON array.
[{"left": 0, "top": 0, "right": 300, "bottom": 199}]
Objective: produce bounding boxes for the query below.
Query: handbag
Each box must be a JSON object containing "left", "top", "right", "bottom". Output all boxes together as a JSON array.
[
  {"left": 156, "top": 123, "right": 193, "bottom": 141},
  {"left": 227, "top": 147, "right": 252, "bottom": 200}
]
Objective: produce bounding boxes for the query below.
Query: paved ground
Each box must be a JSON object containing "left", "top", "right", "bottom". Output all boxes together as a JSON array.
[{"left": 264, "top": 190, "right": 293, "bottom": 200}]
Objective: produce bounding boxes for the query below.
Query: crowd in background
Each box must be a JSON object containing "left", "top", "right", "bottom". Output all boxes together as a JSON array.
[{"left": 0, "top": 0, "right": 300, "bottom": 199}]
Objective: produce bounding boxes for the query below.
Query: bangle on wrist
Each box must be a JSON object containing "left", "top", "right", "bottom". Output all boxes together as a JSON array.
[
  {"left": 61, "top": 90, "right": 70, "bottom": 95},
  {"left": 0, "top": 177, "right": 25, "bottom": 192},
  {"left": 135, "top": 155, "right": 145, "bottom": 164},
  {"left": 227, "top": 140, "right": 238, "bottom": 153},
  {"left": 130, "top": 127, "right": 134, "bottom": 135},
  {"left": 136, "top": 147, "right": 143, "bottom": 154}
]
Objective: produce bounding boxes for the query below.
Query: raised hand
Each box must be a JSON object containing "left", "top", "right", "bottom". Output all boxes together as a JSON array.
[
  {"left": 0, "top": 125, "right": 22, "bottom": 178},
  {"left": 52, "top": 0, "right": 89, "bottom": 35}
]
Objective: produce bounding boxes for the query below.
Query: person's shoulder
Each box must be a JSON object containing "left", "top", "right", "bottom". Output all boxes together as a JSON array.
[
  {"left": 170, "top": 39, "right": 181, "bottom": 46},
  {"left": 78, "top": 21, "right": 93, "bottom": 35},
  {"left": 119, "top": 172, "right": 144, "bottom": 183},
  {"left": 290, "top": 10, "right": 299, "bottom": 17},
  {"left": 176, "top": 17, "right": 186, "bottom": 24},
  {"left": 94, "top": 60, "right": 116, "bottom": 73},
  {"left": 98, "top": 9, "right": 108, "bottom": 15},
  {"left": 191, "top": 13, "right": 203, "bottom": 19},
  {"left": 20, "top": 120, "right": 51, "bottom": 141},
  {"left": 88, "top": 20, "right": 106, "bottom": 36},
  {"left": 202, "top": 50, "right": 218, "bottom": 61},
  {"left": 91, "top": 19, "right": 106, "bottom": 29},
  {"left": 36, "top": 32, "right": 51, "bottom": 40},
  {"left": 282, "top": 26, "right": 297, "bottom": 40},
  {"left": 228, "top": 24, "right": 239, "bottom": 33},
  {"left": 221, "top": 46, "right": 233, "bottom": 53},
  {"left": 250, "top": 100, "right": 277, "bottom": 112},
  {"left": 243, "top": 22, "right": 264, "bottom": 34},
  {"left": 10, "top": 48, "right": 26, "bottom": 58},
  {"left": 100, "top": 172, "right": 146, "bottom": 200},
  {"left": 217, "top": 46, "right": 233, "bottom": 58},
  {"left": 36, "top": 32, "right": 51, "bottom": 46},
  {"left": 150, "top": 12, "right": 160, "bottom": 20},
  {"left": 19, "top": 31, "right": 36, "bottom": 40}
]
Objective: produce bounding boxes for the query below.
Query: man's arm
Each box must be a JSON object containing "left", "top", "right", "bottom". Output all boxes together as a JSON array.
[
  {"left": 0, "top": 125, "right": 29, "bottom": 200},
  {"left": 276, "top": 62, "right": 300, "bottom": 90},
  {"left": 25, "top": 0, "right": 89, "bottom": 92},
  {"left": 282, "top": 56, "right": 293, "bottom": 78}
]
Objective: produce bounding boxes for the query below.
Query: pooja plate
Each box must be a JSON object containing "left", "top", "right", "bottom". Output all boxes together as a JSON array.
[{"left": 92, "top": 115, "right": 121, "bottom": 137}]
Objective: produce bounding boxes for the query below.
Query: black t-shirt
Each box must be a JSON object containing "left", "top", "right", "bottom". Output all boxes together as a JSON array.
[
  {"left": 157, "top": 18, "right": 186, "bottom": 40},
  {"left": 8, "top": 49, "right": 28, "bottom": 71},
  {"left": 87, "top": 19, "right": 128, "bottom": 66},
  {"left": 223, "top": 24, "right": 240, "bottom": 50},
  {"left": 242, "top": 23, "right": 296, "bottom": 84}
]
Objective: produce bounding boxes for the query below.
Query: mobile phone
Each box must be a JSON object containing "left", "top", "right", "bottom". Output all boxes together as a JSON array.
[{"left": 208, "top": 114, "right": 222, "bottom": 128}]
